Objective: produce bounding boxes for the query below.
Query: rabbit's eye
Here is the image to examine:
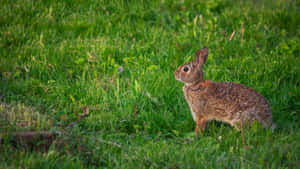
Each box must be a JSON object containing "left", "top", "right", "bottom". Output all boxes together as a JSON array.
[{"left": 183, "top": 67, "right": 189, "bottom": 72}]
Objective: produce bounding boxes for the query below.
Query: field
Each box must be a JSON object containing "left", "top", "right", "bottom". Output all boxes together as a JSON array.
[{"left": 0, "top": 0, "right": 299, "bottom": 168}]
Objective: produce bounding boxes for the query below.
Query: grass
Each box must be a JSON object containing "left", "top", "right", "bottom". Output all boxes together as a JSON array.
[{"left": 0, "top": 0, "right": 299, "bottom": 168}]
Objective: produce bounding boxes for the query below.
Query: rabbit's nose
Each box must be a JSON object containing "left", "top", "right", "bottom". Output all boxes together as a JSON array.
[{"left": 174, "top": 70, "right": 179, "bottom": 77}]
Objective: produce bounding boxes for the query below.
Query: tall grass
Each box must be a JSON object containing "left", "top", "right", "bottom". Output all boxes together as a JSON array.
[{"left": 0, "top": 0, "right": 299, "bottom": 168}]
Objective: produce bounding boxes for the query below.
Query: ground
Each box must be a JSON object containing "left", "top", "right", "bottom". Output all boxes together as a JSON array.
[{"left": 0, "top": 0, "right": 299, "bottom": 168}]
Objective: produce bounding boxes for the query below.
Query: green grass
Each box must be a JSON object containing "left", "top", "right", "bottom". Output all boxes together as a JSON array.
[{"left": 0, "top": 0, "right": 299, "bottom": 168}]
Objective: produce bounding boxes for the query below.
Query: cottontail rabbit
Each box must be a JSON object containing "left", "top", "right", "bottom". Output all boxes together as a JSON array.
[{"left": 174, "top": 47, "right": 274, "bottom": 136}]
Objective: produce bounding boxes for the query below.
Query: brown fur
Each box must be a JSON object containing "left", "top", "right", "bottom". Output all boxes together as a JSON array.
[{"left": 174, "top": 47, "right": 273, "bottom": 136}]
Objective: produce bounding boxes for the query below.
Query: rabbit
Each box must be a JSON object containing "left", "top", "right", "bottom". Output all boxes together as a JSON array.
[{"left": 174, "top": 47, "right": 275, "bottom": 136}]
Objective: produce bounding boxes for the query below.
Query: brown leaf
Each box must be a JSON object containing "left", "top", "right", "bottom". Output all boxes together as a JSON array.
[
  {"left": 229, "top": 31, "right": 236, "bottom": 40},
  {"left": 82, "top": 107, "right": 89, "bottom": 116},
  {"left": 48, "top": 64, "right": 54, "bottom": 69}
]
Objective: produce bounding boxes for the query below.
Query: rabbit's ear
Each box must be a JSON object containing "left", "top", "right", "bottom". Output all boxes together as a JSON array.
[{"left": 195, "top": 47, "right": 208, "bottom": 65}]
